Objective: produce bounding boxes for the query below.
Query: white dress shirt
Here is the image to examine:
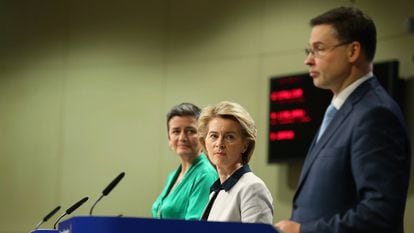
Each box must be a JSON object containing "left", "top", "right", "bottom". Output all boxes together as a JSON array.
[{"left": 331, "top": 72, "right": 373, "bottom": 110}]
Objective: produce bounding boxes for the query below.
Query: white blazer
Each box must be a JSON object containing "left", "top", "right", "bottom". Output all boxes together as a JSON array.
[{"left": 205, "top": 171, "right": 274, "bottom": 224}]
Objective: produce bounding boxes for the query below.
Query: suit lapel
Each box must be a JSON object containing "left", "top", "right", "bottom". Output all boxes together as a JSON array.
[
  {"left": 296, "top": 105, "right": 352, "bottom": 186},
  {"left": 293, "top": 77, "right": 377, "bottom": 201}
]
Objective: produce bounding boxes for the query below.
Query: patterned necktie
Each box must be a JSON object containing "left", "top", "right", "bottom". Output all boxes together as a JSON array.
[{"left": 317, "top": 104, "right": 337, "bottom": 142}]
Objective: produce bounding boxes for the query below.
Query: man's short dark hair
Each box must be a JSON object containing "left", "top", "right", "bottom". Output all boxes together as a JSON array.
[{"left": 310, "top": 6, "right": 377, "bottom": 62}]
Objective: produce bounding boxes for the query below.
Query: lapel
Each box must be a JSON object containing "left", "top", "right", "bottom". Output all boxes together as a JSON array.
[{"left": 293, "top": 77, "right": 378, "bottom": 200}]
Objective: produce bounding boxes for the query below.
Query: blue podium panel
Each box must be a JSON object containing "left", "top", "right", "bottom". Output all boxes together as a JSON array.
[
  {"left": 31, "top": 230, "right": 58, "bottom": 233},
  {"left": 58, "top": 216, "right": 278, "bottom": 233}
]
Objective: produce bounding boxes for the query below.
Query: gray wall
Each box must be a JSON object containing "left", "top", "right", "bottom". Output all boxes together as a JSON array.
[{"left": 0, "top": 1, "right": 413, "bottom": 233}]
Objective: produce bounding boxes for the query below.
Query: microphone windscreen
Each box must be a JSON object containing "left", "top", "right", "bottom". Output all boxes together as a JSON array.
[
  {"left": 66, "top": 197, "right": 89, "bottom": 215},
  {"left": 102, "top": 172, "right": 125, "bottom": 196},
  {"left": 43, "top": 206, "right": 61, "bottom": 222}
]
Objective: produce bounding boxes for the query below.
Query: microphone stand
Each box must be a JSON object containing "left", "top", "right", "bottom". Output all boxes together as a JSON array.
[{"left": 89, "top": 194, "right": 104, "bottom": 216}]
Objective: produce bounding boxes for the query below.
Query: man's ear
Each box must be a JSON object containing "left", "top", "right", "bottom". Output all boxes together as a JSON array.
[{"left": 348, "top": 41, "right": 361, "bottom": 62}]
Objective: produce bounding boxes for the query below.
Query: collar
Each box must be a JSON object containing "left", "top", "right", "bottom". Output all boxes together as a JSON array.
[
  {"left": 332, "top": 72, "right": 373, "bottom": 110},
  {"left": 192, "top": 152, "right": 206, "bottom": 167},
  {"left": 173, "top": 153, "right": 207, "bottom": 181},
  {"left": 210, "top": 165, "right": 251, "bottom": 193}
]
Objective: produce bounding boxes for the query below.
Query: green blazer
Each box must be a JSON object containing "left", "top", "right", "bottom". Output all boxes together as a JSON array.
[{"left": 152, "top": 153, "right": 218, "bottom": 220}]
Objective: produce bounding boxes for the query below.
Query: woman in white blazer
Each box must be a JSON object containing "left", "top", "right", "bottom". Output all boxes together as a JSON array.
[{"left": 198, "top": 101, "right": 274, "bottom": 224}]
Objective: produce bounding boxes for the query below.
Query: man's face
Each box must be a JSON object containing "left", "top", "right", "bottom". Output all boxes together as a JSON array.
[{"left": 304, "top": 24, "right": 352, "bottom": 94}]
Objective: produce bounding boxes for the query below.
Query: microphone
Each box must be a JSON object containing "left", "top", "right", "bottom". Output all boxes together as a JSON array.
[
  {"left": 89, "top": 172, "right": 125, "bottom": 216},
  {"left": 34, "top": 205, "right": 61, "bottom": 230},
  {"left": 53, "top": 197, "right": 89, "bottom": 229}
]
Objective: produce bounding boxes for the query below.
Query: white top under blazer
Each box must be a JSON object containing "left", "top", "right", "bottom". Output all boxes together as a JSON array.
[{"left": 202, "top": 165, "right": 273, "bottom": 224}]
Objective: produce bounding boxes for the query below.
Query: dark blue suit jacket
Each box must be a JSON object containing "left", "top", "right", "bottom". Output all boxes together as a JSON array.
[{"left": 291, "top": 77, "right": 411, "bottom": 233}]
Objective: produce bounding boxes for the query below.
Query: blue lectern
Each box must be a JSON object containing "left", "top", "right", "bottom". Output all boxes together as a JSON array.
[
  {"left": 49, "top": 216, "right": 278, "bottom": 233},
  {"left": 30, "top": 230, "right": 58, "bottom": 233}
]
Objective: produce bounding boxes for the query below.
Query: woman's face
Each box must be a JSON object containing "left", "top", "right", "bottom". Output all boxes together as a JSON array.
[
  {"left": 168, "top": 116, "right": 201, "bottom": 158},
  {"left": 205, "top": 117, "right": 248, "bottom": 172}
]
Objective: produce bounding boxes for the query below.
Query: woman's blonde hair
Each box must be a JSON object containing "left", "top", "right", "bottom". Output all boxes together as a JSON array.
[{"left": 198, "top": 101, "right": 257, "bottom": 164}]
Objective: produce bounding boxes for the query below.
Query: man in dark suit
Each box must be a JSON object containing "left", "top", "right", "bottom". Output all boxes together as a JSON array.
[{"left": 275, "top": 6, "right": 411, "bottom": 233}]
